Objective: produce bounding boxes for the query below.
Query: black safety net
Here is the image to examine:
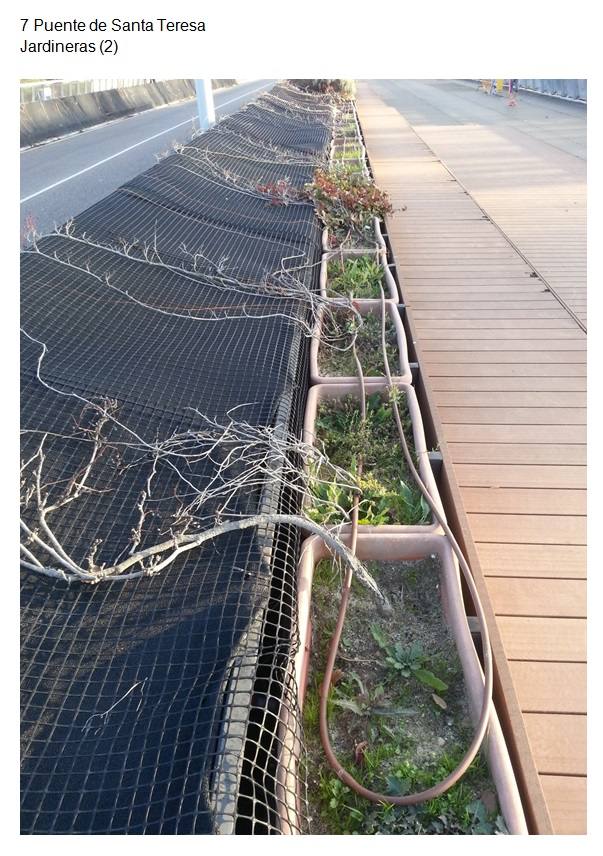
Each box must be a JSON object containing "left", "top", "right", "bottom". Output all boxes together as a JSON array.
[{"left": 20, "top": 82, "right": 339, "bottom": 834}]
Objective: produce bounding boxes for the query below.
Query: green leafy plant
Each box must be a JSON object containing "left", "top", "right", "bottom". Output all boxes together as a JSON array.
[
  {"left": 302, "top": 682, "right": 321, "bottom": 733},
  {"left": 318, "top": 310, "right": 398, "bottom": 377},
  {"left": 318, "top": 776, "right": 364, "bottom": 832},
  {"left": 333, "top": 145, "right": 363, "bottom": 160},
  {"left": 466, "top": 799, "right": 508, "bottom": 835},
  {"left": 306, "top": 469, "right": 357, "bottom": 525},
  {"left": 337, "top": 120, "right": 358, "bottom": 136},
  {"left": 332, "top": 673, "right": 385, "bottom": 717},
  {"left": 355, "top": 477, "right": 428, "bottom": 527},
  {"left": 332, "top": 674, "right": 419, "bottom": 725},
  {"left": 318, "top": 751, "right": 505, "bottom": 835},
  {"left": 394, "top": 480, "right": 431, "bottom": 525},
  {"left": 371, "top": 628, "right": 448, "bottom": 693},
  {"left": 326, "top": 255, "right": 385, "bottom": 299},
  {"left": 309, "top": 393, "right": 428, "bottom": 526}
]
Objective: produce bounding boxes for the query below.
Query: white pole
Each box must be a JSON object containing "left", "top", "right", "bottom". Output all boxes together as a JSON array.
[{"left": 195, "top": 79, "right": 216, "bottom": 132}]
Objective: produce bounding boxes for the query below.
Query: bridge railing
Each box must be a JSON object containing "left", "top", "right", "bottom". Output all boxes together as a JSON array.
[{"left": 519, "top": 79, "right": 587, "bottom": 101}]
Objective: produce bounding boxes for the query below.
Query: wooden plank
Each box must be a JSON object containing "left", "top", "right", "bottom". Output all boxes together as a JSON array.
[
  {"left": 407, "top": 264, "right": 536, "bottom": 271},
  {"left": 402, "top": 252, "right": 536, "bottom": 261},
  {"left": 454, "top": 464, "right": 585, "bottom": 489},
  {"left": 429, "top": 376, "right": 586, "bottom": 392},
  {"left": 477, "top": 543, "right": 586, "bottom": 579},
  {"left": 444, "top": 424, "right": 586, "bottom": 443},
  {"left": 423, "top": 336, "right": 586, "bottom": 362},
  {"left": 426, "top": 363, "right": 587, "bottom": 377},
  {"left": 540, "top": 775, "right": 587, "bottom": 834},
  {"left": 448, "top": 442, "right": 586, "bottom": 465},
  {"left": 509, "top": 663, "right": 586, "bottom": 714},
  {"left": 436, "top": 391, "right": 585, "bottom": 407},
  {"left": 439, "top": 408, "right": 585, "bottom": 424},
  {"left": 422, "top": 351, "right": 586, "bottom": 363},
  {"left": 411, "top": 301, "right": 566, "bottom": 311},
  {"left": 412, "top": 310, "right": 572, "bottom": 320},
  {"left": 524, "top": 714, "right": 586, "bottom": 776},
  {"left": 423, "top": 340, "right": 585, "bottom": 352},
  {"left": 405, "top": 285, "right": 549, "bottom": 294},
  {"left": 415, "top": 319, "right": 579, "bottom": 329},
  {"left": 461, "top": 487, "right": 586, "bottom": 516},
  {"left": 469, "top": 513, "right": 586, "bottom": 545},
  {"left": 486, "top": 577, "right": 586, "bottom": 618},
  {"left": 419, "top": 328, "right": 584, "bottom": 340},
  {"left": 497, "top": 616, "right": 586, "bottom": 661}
]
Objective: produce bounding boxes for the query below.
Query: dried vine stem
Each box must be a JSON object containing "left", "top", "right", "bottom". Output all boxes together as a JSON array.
[
  {"left": 130, "top": 155, "right": 313, "bottom": 207},
  {"left": 20, "top": 88, "right": 384, "bottom": 601},
  {"left": 20, "top": 340, "right": 389, "bottom": 610},
  {"left": 24, "top": 226, "right": 365, "bottom": 352},
  {"left": 181, "top": 138, "right": 320, "bottom": 168},
  {"left": 170, "top": 146, "right": 304, "bottom": 202},
  {"left": 21, "top": 509, "right": 386, "bottom": 604}
]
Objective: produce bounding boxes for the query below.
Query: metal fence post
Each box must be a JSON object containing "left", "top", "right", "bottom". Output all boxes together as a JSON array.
[{"left": 195, "top": 79, "right": 216, "bottom": 132}]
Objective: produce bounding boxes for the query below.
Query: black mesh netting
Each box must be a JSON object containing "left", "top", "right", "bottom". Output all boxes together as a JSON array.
[
  {"left": 20, "top": 83, "right": 339, "bottom": 834},
  {"left": 70, "top": 115, "right": 326, "bottom": 285},
  {"left": 217, "top": 104, "right": 331, "bottom": 156}
]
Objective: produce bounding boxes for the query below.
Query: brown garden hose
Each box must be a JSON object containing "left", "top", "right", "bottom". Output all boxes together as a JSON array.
[{"left": 318, "top": 287, "right": 494, "bottom": 805}]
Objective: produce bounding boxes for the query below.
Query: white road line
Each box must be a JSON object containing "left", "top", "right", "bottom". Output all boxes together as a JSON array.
[
  {"left": 20, "top": 117, "right": 196, "bottom": 202},
  {"left": 215, "top": 81, "right": 274, "bottom": 110},
  {"left": 20, "top": 81, "right": 274, "bottom": 203}
]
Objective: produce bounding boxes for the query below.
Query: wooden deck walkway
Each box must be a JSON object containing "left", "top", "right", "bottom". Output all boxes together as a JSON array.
[{"left": 356, "top": 80, "right": 586, "bottom": 834}]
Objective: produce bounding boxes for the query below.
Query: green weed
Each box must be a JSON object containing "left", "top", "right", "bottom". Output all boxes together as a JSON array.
[
  {"left": 318, "top": 750, "right": 506, "bottom": 835},
  {"left": 370, "top": 628, "right": 448, "bottom": 693},
  {"left": 334, "top": 145, "right": 363, "bottom": 160},
  {"left": 308, "top": 393, "right": 428, "bottom": 526},
  {"left": 326, "top": 255, "right": 385, "bottom": 299},
  {"left": 318, "top": 310, "right": 399, "bottom": 377}
]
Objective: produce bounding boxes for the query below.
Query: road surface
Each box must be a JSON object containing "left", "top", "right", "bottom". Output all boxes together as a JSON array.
[{"left": 20, "top": 79, "right": 276, "bottom": 237}]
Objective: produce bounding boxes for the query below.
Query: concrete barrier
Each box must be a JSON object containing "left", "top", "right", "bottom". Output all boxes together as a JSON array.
[{"left": 20, "top": 79, "right": 238, "bottom": 147}]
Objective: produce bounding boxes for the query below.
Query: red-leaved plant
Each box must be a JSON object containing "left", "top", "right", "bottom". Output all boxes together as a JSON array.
[
  {"left": 256, "top": 178, "right": 300, "bottom": 206},
  {"left": 305, "top": 167, "right": 393, "bottom": 242}
]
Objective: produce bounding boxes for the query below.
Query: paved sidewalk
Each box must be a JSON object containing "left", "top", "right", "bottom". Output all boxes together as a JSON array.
[{"left": 357, "top": 79, "right": 586, "bottom": 834}]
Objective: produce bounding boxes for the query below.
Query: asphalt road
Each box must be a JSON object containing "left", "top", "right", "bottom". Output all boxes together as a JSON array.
[{"left": 20, "top": 79, "right": 277, "bottom": 238}]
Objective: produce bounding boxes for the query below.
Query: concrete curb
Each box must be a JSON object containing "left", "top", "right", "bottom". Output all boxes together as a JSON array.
[{"left": 20, "top": 79, "right": 237, "bottom": 147}]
